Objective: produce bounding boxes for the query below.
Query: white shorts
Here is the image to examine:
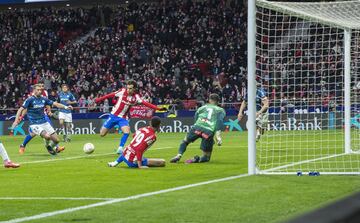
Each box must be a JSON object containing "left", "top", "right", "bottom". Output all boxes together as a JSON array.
[
  {"left": 30, "top": 122, "right": 56, "bottom": 136},
  {"left": 59, "top": 112, "right": 72, "bottom": 123}
]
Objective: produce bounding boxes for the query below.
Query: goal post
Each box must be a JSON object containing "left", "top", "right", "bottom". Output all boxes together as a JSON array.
[{"left": 248, "top": 0, "right": 360, "bottom": 175}]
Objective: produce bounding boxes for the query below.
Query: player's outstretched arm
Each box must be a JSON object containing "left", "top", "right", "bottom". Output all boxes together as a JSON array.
[
  {"left": 238, "top": 101, "right": 247, "bottom": 120},
  {"left": 94, "top": 92, "right": 116, "bottom": 104},
  {"left": 53, "top": 102, "right": 73, "bottom": 110},
  {"left": 141, "top": 100, "right": 167, "bottom": 111}
]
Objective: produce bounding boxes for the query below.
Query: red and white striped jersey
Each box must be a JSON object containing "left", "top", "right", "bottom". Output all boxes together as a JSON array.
[
  {"left": 122, "top": 126, "right": 157, "bottom": 163},
  {"left": 111, "top": 88, "right": 143, "bottom": 119}
]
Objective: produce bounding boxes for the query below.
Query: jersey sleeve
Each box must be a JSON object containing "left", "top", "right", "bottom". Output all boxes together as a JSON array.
[
  {"left": 70, "top": 93, "right": 76, "bottom": 102},
  {"left": 216, "top": 109, "right": 226, "bottom": 131},
  {"left": 22, "top": 97, "right": 32, "bottom": 109},
  {"left": 45, "top": 98, "right": 54, "bottom": 106},
  {"left": 135, "top": 94, "right": 143, "bottom": 104},
  {"left": 115, "top": 88, "right": 125, "bottom": 97}
]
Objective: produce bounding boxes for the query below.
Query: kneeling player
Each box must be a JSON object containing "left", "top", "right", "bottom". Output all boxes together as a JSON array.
[
  {"left": 108, "top": 117, "right": 165, "bottom": 169},
  {"left": 170, "top": 94, "right": 225, "bottom": 163},
  {"left": 0, "top": 142, "right": 20, "bottom": 168}
]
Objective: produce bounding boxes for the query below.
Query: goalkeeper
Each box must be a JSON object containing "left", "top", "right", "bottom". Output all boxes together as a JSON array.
[
  {"left": 237, "top": 82, "right": 269, "bottom": 142},
  {"left": 170, "top": 94, "right": 225, "bottom": 164}
]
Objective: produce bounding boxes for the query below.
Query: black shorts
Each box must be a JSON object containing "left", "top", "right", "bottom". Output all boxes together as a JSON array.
[{"left": 184, "top": 126, "right": 214, "bottom": 152}]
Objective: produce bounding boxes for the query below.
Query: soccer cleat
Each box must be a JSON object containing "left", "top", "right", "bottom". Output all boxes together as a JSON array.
[
  {"left": 4, "top": 160, "right": 20, "bottom": 168},
  {"left": 185, "top": 155, "right": 200, "bottom": 164},
  {"left": 108, "top": 161, "right": 119, "bottom": 167},
  {"left": 19, "top": 145, "right": 26, "bottom": 154},
  {"left": 170, "top": 155, "right": 181, "bottom": 163},
  {"left": 46, "top": 146, "right": 57, "bottom": 155},
  {"left": 56, "top": 146, "right": 65, "bottom": 153}
]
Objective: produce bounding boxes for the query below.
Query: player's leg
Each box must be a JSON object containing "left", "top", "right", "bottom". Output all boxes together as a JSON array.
[
  {"left": 108, "top": 154, "right": 125, "bottom": 167},
  {"left": 146, "top": 158, "right": 166, "bottom": 167},
  {"left": 0, "top": 142, "right": 20, "bottom": 168},
  {"left": 64, "top": 113, "right": 73, "bottom": 142},
  {"left": 117, "top": 119, "right": 130, "bottom": 154},
  {"left": 186, "top": 131, "right": 214, "bottom": 164},
  {"left": 19, "top": 128, "right": 36, "bottom": 154},
  {"left": 59, "top": 113, "right": 66, "bottom": 142},
  {"left": 256, "top": 112, "right": 268, "bottom": 142},
  {"left": 40, "top": 123, "right": 64, "bottom": 155},
  {"left": 170, "top": 127, "right": 201, "bottom": 163},
  {"left": 100, "top": 115, "right": 117, "bottom": 137}
]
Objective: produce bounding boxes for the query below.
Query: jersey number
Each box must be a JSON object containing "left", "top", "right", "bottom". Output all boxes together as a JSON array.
[
  {"left": 206, "top": 108, "right": 213, "bottom": 119},
  {"left": 132, "top": 132, "right": 145, "bottom": 147}
]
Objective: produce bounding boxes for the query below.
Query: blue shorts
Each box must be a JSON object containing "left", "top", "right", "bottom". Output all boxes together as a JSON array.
[
  {"left": 117, "top": 155, "right": 148, "bottom": 168},
  {"left": 103, "top": 114, "right": 129, "bottom": 129}
]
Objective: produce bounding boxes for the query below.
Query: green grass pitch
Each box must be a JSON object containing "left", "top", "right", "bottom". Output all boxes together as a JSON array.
[{"left": 0, "top": 132, "right": 359, "bottom": 223}]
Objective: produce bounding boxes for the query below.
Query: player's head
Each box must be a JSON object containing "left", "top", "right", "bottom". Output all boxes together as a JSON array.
[
  {"left": 37, "top": 81, "right": 44, "bottom": 90},
  {"left": 61, "top": 84, "right": 69, "bottom": 92},
  {"left": 126, "top": 80, "right": 137, "bottom": 95},
  {"left": 209, "top": 93, "right": 220, "bottom": 105},
  {"left": 33, "top": 84, "right": 43, "bottom": 97},
  {"left": 150, "top": 116, "right": 161, "bottom": 132}
]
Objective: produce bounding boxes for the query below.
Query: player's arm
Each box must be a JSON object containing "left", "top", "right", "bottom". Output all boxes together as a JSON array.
[
  {"left": 45, "top": 105, "right": 53, "bottom": 116},
  {"left": 53, "top": 101, "right": 73, "bottom": 110},
  {"left": 137, "top": 95, "right": 167, "bottom": 111},
  {"left": 257, "top": 97, "right": 269, "bottom": 117},
  {"left": 12, "top": 107, "right": 27, "bottom": 129},
  {"left": 215, "top": 110, "right": 226, "bottom": 146},
  {"left": 94, "top": 92, "right": 116, "bottom": 103},
  {"left": 237, "top": 100, "right": 247, "bottom": 121},
  {"left": 135, "top": 150, "right": 148, "bottom": 169}
]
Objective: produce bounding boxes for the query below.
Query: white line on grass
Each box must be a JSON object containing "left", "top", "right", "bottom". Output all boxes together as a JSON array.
[
  {"left": 0, "top": 197, "right": 115, "bottom": 201},
  {"left": 21, "top": 147, "right": 173, "bottom": 165},
  {"left": 1, "top": 173, "right": 249, "bottom": 223},
  {"left": 261, "top": 153, "right": 348, "bottom": 173}
]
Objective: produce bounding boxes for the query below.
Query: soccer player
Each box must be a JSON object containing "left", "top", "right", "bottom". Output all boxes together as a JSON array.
[
  {"left": 94, "top": 80, "right": 165, "bottom": 154},
  {"left": 108, "top": 116, "right": 165, "bottom": 168},
  {"left": 18, "top": 82, "right": 55, "bottom": 154},
  {"left": 58, "top": 84, "right": 77, "bottom": 142},
  {"left": 170, "top": 94, "right": 225, "bottom": 164},
  {"left": 12, "top": 84, "right": 72, "bottom": 155},
  {"left": 237, "top": 83, "right": 269, "bottom": 142},
  {"left": 1, "top": 142, "right": 20, "bottom": 168}
]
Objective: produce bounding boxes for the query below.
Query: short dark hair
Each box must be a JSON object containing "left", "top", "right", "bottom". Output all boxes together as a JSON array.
[
  {"left": 127, "top": 80, "right": 137, "bottom": 88},
  {"left": 209, "top": 93, "right": 220, "bottom": 104},
  {"left": 61, "top": 83, "right": 69, "bottom": 88},
  {"left": 150, "top": 116, "right": 161, "bottom": 129}
]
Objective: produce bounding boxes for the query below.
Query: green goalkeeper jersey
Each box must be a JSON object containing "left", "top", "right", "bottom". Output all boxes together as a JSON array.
[{"left": 194, "top": 104, "right": 226, "bottom": 133}]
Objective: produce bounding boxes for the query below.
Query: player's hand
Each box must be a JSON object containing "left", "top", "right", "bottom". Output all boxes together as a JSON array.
[
  {"left": 65, "top": 105, "right": 73, "bottom": 110},
  {"left": 237, "top": 113, "right": 243, "bottom": 121},
  {"left": 47, "top": 111, "right": 53, "bottom": 117},
  {"left": 139, "top": 166, "right": 149, "bottom": 169},
  {"left": 256, "top": 112, "right": 261, "bottom": 118}
]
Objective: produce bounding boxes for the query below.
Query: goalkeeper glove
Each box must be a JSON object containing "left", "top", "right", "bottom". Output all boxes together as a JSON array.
[{"left": 215, "top": 130, "right": 222, "bottom": 146}]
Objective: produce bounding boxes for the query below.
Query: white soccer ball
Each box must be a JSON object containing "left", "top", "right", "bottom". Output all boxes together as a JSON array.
[{"left": 83, "top": 143, "right": 95, "bottom": 154}]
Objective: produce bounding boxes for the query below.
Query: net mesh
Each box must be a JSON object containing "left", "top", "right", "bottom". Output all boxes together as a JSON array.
[{"left": 255, "top": 0, "right": 360, "bottom": 174}]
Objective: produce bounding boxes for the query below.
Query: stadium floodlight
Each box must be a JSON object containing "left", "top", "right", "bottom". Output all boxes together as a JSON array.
[{"left": 248, "top": 0, "right": 360, "bottom": 175}]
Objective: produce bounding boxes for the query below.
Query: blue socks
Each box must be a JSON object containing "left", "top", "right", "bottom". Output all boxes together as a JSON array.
[
  {"left": 119, "top": 133, "right": 129, "bottom": 147},
  {"left": 22, "top": 135, "right": 33, "bottom": 147}
]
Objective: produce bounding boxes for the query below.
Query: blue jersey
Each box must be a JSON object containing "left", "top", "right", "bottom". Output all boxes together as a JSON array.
[
  {"left": 243, "top": 88, "right": 267, "bottom": 111},
  {"left": 22, "top": 96, "right": 54, "bottom": 125},
  {"left": 58, "top": 92, "right": 76, "bottom": 113}
]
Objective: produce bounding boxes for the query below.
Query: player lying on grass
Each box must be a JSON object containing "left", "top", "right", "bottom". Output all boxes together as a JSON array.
[
  {"left": 237, "top": 81, "right": 269, "bottom": 142},
  {"left": 18, "top": 82, "right": 61, "bottom": 154},
  {"left": 0, "top": 142, "right": 20, "bottom": 168},
  {"left": 108, "top": 116, "right": 165, "bottom": 169},
  {"left": 12, "top": 84, "right": 72, "bottom": 155},
  {"left": 95, "top": 80, "right": 166, "bottom": 154},
  {"left": 170, "top": 93, "right": 225, "bottom": 164}
]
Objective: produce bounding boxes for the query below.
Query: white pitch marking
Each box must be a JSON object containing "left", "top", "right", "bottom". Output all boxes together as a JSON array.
[
  {"left": 21, "top": 147, "right": 173, "bottom": 164},
  {"left": 0, "top": 197, "right": 115, "bottom": 201},
  {"left": 2, "top": 173, "right": 249, "bottom": 223},
  {"left": 261, "top": 153, "right": 348, "bottom": 173}
]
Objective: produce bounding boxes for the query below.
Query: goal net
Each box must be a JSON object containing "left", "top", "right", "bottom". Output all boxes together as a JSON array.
[{"left": 255, "top": 0, "right": 360, "bottom": 174}]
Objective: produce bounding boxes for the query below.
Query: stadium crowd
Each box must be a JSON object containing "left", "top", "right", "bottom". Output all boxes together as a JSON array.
[{"left": 0, "top": 0, "right": 247, "bottom": 113}]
